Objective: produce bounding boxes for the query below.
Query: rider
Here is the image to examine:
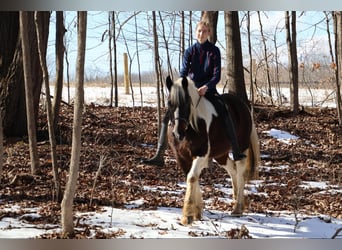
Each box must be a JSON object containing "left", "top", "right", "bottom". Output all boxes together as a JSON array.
[{"left": 142, "top": 20, "right": 246, "bottom": 167}]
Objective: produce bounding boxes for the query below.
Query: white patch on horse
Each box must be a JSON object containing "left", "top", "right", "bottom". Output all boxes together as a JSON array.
[{"left": 183, "top": 77, "right": 217, "bottom": 133}]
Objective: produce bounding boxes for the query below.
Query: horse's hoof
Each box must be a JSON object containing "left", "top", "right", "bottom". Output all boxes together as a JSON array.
[{"left": 181, "top": 216, "right": 193, "bottom": 225}]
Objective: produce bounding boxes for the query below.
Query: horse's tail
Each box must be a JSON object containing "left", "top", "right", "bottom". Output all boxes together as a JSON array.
[{"left": 247, "top": 118, "right": 260, "bottom": 180}]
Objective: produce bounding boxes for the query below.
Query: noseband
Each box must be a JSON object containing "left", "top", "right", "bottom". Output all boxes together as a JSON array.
[{"left": 174, "top": 116, "right": 189, "bottom": 128}]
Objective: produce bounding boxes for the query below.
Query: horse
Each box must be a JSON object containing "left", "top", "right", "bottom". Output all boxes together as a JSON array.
[{"left": 165, "top": 76, "right": 260, "bottom": 226}]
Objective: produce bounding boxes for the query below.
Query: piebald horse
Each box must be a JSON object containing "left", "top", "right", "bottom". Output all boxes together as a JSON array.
[{"left": 166, "top": 76, "right": 260, "bottom": 225}]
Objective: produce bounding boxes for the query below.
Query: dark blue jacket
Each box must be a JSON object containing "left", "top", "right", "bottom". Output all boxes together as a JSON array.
[{"left": 180, "top": 40, "right": 221, "bottom": 93}]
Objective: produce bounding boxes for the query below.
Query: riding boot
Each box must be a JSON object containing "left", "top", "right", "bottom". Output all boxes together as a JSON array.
[
  {"left": 223, "top": 109, "right": 246, "bottom": 161},
  {"left": 141, "top": 121, "right": 168, "bottom": 167}
]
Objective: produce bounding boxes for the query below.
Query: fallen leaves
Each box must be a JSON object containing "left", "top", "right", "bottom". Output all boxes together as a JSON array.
[{"left": 0, "top": 104, "right": 341, "bottom": 238}]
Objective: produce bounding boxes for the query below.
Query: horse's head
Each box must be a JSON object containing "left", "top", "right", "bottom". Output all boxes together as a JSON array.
[{"left": 166, "top": 76, "right": 192, "bottom": 140}]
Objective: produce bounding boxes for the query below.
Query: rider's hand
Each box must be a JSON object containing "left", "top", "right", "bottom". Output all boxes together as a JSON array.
[{"left": 198, "top": 85, "right": 208, "bottom": 96}]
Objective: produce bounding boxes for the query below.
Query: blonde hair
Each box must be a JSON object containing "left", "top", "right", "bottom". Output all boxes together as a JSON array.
[{"left": 196, "top": 20, "right": 210, "bottom": 32}]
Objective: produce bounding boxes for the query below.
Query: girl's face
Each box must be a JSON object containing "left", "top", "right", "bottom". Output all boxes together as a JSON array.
[{"left": 196, "top": 24, "right": 210, "bottom": 44}]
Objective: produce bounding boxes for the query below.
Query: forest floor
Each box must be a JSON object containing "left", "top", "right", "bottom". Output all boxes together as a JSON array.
[{"left": 0, "top": 103, "right": 341, "bottom": 238}]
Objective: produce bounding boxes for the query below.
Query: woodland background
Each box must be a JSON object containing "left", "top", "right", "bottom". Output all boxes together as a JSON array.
[{"left": 0, "top": 11, "right": 341, "bottom": 238}]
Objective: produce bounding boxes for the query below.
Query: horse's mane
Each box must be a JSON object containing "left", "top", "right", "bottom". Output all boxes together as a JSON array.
[{"left": 170, "top": 77, "right": 216, "bottom": 132}]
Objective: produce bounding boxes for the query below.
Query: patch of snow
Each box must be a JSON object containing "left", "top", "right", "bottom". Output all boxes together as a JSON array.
[{"left": 264, "top": 128, "right": 299, "bottom": 144}]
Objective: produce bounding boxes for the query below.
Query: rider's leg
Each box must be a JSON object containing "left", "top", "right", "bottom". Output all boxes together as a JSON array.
[
  {"left": 223, "top": 108, "right": 246, "bottom": 161},
  {"left": 206, "top": 92, "right": 246, "bottom": 161},
  {"left": 141, "top": 111, "right": 170, "bottom": 167}
]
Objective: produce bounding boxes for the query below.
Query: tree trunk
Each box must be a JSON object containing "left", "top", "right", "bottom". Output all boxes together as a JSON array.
[
  {"left": 179, "top": 11, "right": 185, "bottom": 72},
  {"left": 188, "top": 11, "right": 193, "bottom": 48},
  {"left": 159, "top": 11, "right": 173, "bottom": 80},
  {"left": 135, "top": 12, "right": 144, "bottom": 107},
  {"left": 246, "top": 11, "right": 255, "bottom": 108},
  {"left": 0, "top": 11, "right": 49, "bottom": 137},
  {"left": 53, "top": 11, "right": 66, "bottom": 133},
  {"left": 0, "top": 12, "right": 25, "bottom": 137},
  {"left": 34, "top": 11, "right": 61, "bottom": 201},
  {"left": 333, "top": 11, "right": 342, "bottom": 125},
  {"left": 285, "top": 11, "right": 299, "bottom": 114},
  {"left": 152, "top": 11, "right": 162, "bottom": 134},
  {"left": 258, "top": 11, "right": 273, "bottom": 105},
  {"left": 109, "top": 12, "right": 118, "bottom": 107},
  {"left": 113, "top": 13, "right": 118, "bottom": 107},
  {"left": 224, "top": 11, "right": 249, "bottom": 104},
  {"left": 108, "top": 12, "right": 114, "bottom": 107},
  {"left": 20, "top": 11, "right": 40, "bottom": 174},
  {"left": 61, "top": 11, "right": 87, "bottom": 237}
]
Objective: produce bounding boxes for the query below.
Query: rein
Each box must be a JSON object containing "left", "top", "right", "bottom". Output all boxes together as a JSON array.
[{"left": 195, "top": 96, "right": 202, "bottom": 108}]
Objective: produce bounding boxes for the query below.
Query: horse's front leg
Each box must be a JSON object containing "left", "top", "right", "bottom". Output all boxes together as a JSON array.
[{"left": 181, "top": 156, "right": 208, "bottom": 225}]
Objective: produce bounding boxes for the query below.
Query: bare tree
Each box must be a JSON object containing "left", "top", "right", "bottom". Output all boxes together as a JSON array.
[
  {"left": 179, "top": 11, "right": 185, "bottom": 72},
  {"left": 325, "top": 12, "right": 335, "bottom": 73},
  {"left": 158, "top": 11, "right": 173, "bottom": 80},
  {"left": 116, "top": 12, "right": 142, "bottom": 107},
  {"left": 61, "top": 11, "right": 87, "bottom": 237},
  {"left": 108, "top": 12, "right": 114, "bottom": 107},
  {"left": 108, "top": 11, "right": 119, "bottom": 107},
  {"left": 152, "top": 11, "right": 162, "bottom": 133},
  {"left": 0, "top": 12, "right": 49, "bottom": 137},
  {"left": 53, "top": 11, "right": 66, "bottom": 132},
  {"left": 246, "top": 11, "right": 255, "bottom": 107},
  {"left": 19, "top": 11, "right": 39, "bottom": 174},
  {"left": 273, "top": 22, "right": 283, "bottom": 105},
  {"left": 224, "top": 11, "right": 249, "bottom": 104},
  {"left": 112, "top": 13, "right": 118, "bottom": 108},
  {"left": 333, "top": 11, "right": 342, "bottom": 125},
  {"left": 258, "top": 11, "right": 273, "bottom": 105},
  {"left": 34, "top": 11, "right": 61, "bottom": 201},
  {"left": 285, "top": 11, "right": 299, "bottom": 114},
  {"left": 135, "top": 12, "right": 144, "bottom": 107}
]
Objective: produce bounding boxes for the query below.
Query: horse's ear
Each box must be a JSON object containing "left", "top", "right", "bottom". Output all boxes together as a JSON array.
[
  {"left": 181, "top": 77, "right": 188, "bottom": 89},
  {"left": 166, "top": 75, "right": 173, "bottom": 91}
]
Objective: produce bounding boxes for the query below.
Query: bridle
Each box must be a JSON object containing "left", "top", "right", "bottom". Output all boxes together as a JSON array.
[
  {"left": 172, "top": 95, "right": 201, "bottom": 131},
  {"left": 173, "top": 116, "right": 189, "bottom": 128},
  {"left": 169, "top": 88, "right": 202, "bottom": 140}
]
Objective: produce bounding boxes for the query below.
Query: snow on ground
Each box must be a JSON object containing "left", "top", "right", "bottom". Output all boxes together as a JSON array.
[
  {"left": 76, "top": 206, "right": 340, "bottom": 238},
  {"left": 1, "top": 195, "right": 341, "bottom": 238},
  {"left": 47, "top": 84, "right": 337, "bottom": 108},
  {"left": 1, "top": 85, "right": 340, "bottom": 239}
]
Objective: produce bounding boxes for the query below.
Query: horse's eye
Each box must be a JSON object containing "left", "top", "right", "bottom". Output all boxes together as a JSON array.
[
  {"left": 168, "top": 103, "right": 176, "bottom": 112},
  {"left": 179, "top": 122, "right": 188, "bottom": 131}
]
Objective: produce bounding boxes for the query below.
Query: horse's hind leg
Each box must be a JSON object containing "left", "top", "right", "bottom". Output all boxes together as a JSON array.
[
  {"left": 232, "top": 158, "right": 247, "bottom": 215},
  {"left": 181, "top": 156, "right": 207, "bottom": 225},
  {"left": 225, "top": 157, "right": 247, "bottom": 216},
  {"left": 226, "top": 158, "right": 238, "bottom": 199}
]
